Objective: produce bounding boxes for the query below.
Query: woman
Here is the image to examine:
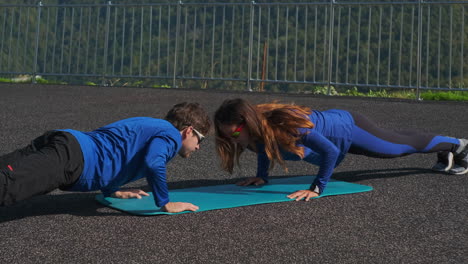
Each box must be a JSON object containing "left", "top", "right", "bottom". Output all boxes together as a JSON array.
[{"left": 214, "top": 98, "right": 467, "bottom": 201}]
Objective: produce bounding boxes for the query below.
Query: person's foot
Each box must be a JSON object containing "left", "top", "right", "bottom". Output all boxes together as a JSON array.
[
  {"left": 449, "top": 144, "right": 468, "bottom": 175},
  {"left": 431, "top": 151, "right": 454, "bottom": 172},
  {"left": 449, "top": 139, "right": 468, "bottom": 175}
]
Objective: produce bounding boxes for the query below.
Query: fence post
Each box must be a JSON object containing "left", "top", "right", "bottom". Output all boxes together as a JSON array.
[
  {"left": 103, "top": 1, "right": 112, "bottom": 86},
  {"left": 32, "top": 1, "right": 42, "bottom": 84},
  {"left": 416, "top": 0, "right": 422, "bottom": 100},
  {"left": 173, "top": 1, "right": 182, "bottom": 88},
  {"left": 247, "top": 1, "right": 255, "bottom": 91},
  {"left": 326, "top": 0, "right": 335, "bottom": 95}
]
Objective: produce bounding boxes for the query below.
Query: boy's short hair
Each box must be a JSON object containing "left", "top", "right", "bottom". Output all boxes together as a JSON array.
[{"left": 165, "top": 102, "right": 211, "bottom": 135}]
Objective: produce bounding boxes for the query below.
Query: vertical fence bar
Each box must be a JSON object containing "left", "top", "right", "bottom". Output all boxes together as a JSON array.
[
  {"left": 43, "top": 7, "right": 50, "bottom": 73},
  {"left": 15, "top": 7, "right": 21, "bottom": 73},
  {"left": 220, "top": 6, "right": 225, "bottom": 77},
  {"left": 76, "top": 7, "right": 83, "bottom": 73},
  {"left": 139, "top": 6, "right": 144, "bottom": 76},
  {"left": 256, "top": 7, "right": 262, "bottom": 81},
  {"left": 346, "top": 6, "right": 351, "bottom": 84},
  {"left": 314, "top": 6, "right": 317, "bottom": 82},
  {"left": 68, "top": 7, "right": 75, "bottom": 74},
  {"left": 247, "top": 1, "right": 254, "bottom": 90},
  {"left": 120, "top": 7, "right": 126, "bottom": 76},
  {"left": 157, "top": 6, "right": 161, "bottom": 76},
  {"left": 191, "top": 7, "right": 197, "bottom": 77},
  {"left": 60, "top": 8, "right": 66, "bottom": 73},
  {"left": 448, "top": 6, "right": 453, "bottom": 88},
  {"left": 0, "top": 8, "right": 7, "bottom": 71},
  {"left": 147, "top": 6, "right": 153, "bottom": 76},
  {"left": 266, "top": 6, "right": 270, "bottom": 81},
  {"left": 166, "top": 6, "right": 171, "bottom": 76},
  {"left": 173, "top": 1, "right": 182, "bottom": 87},
  {"left": 23, "top": 7, "right": 30, "bottom": 72},
  {"left": 275, "top": 5, "right": 279, "bottom": 81},
  {"left": 335, "top": 6, "right": 341, "bottom": 84},
  {"left": 33, "top": 2, "right": 42, "bottom": 82},
  {"left": 103, "top": 2, "right": 111, "bottom": 82},
  {"left": 461, "top": 6, "right": 465, "bottom": 86},
  {"left": 303, "top": 6, "right": 307, "bottom": 82},
  {"left": 416, "top": 0, "right": 422, "bottom": 99},
  {"left": 182, "top": 5, "right": 188, "bottom": 77},
  {"left": 210, "top": 6, "right": 216, "bottom": 79},
  {"left": 52, "top": 8, "right": 59, "bottom": 73},
  {"left": 409, "top": 7, "right": 414, "bottom": 87},
  {"left": 239, "top": 5, "right": 245, "bottom": 78},
  {"left": 377, "top": 6, "right": 382, "bottom": 84},
  {"left": 201, "top": 6, "right": 206, "bottom": 77},
  {"left": 426, "top": 5, "right": 430, "bottom": 87},
  {"left": 437, "top": 6, "right": 441, "bottom": 88},
  {"left": 112, "top": 6, "right": 117, "bottom": 75},
  {"left": 229, "top": 6, "right": 234, "bottom": 77},
  {"left": 284, "top": 6, "right": 289, "bottom": 81},
  {"left": 327, "top": 0, "right": 335, "bottom": 95},
  {"left": 387, "top": 6, "right": 393, "bottom": 86},
  {"left": 130, "top": 7, "right": 135, "bottom": 75},
  {"left": 93, "top": 8, "right": 101, "bottom": 75},
  {"left": 398, "top": 6, "right": 403, "bottom": 86},
  {"left": 355, "top": 6, "right": 361, "bottom": 84},
  {"left": 294, "top": 6, "right": 298, "bottom": 81},
  {"left": 366, "top": 7, "right": 371, "bottom": 85},
  {"left": 323, "top": 6, "right": 328, "bottom": 82},
  {"left": 7, "top": 7, "right": 13, "bottom": 71}
]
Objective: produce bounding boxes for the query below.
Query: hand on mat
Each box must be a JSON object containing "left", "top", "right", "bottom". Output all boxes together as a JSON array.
[
  {"left": 236, "top": 177, "right": 265, "bottom": 186},
  {"left": 287, "top": 190, "right": 319, "bottom": 201},
  {"left": 163, "top": 202, "right": 199, "bottom": 213},
  {"left": 112, "top": 189, "right": 150, "bottom": 199}
]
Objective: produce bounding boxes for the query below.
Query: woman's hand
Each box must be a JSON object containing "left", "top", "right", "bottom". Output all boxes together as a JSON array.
[
  {"left": 236, "top": 177, "right": 265, "bottom": 186},
  {"left": 162, "top": 202, "right": 199, "bottom": 213},
  {"left": 287, "top": 190, "right": 319, "bottom": 201},
  {"left": 111, "top": 189, "right": 150, "bottom": 199}
]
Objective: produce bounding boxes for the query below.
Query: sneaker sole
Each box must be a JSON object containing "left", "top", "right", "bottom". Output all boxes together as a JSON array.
[{"left": 449, "top": 167, "right": 468, "bottom": 175}]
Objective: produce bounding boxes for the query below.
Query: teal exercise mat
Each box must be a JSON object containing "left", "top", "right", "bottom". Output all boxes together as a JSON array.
[{"left": 95, "top": 175, "right": 373, "bottom": 215}]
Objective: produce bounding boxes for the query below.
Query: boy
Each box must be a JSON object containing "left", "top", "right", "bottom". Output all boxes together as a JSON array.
[{"left": 0, "top": 102, "right": 211, "bottom": 213}]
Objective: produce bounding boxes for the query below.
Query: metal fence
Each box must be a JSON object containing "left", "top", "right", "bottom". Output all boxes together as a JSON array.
[{"left": 0, "top": 1, "right": 467, "bottom": 96}]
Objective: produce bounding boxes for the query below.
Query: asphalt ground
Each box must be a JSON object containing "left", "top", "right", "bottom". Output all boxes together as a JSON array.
[{"left": 0, "top": 83, "right": 467, "bottom": 264}]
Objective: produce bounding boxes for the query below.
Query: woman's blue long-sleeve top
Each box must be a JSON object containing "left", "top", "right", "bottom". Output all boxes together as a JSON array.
[
  {"left": 256, "top": 109, "right": 355, "bottom": 194},
  {"left": 59, "top": 117, "right": 181, "bottom": 207}
]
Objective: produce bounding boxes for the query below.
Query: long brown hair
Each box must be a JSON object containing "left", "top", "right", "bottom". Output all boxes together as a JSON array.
[{"left": 214, "top": 98, "right": 314, "bottom": 174}]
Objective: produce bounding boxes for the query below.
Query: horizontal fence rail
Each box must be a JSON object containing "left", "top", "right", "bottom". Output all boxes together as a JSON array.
[{"left": 0, "top": 1, "right": 467, "bottom": 96}]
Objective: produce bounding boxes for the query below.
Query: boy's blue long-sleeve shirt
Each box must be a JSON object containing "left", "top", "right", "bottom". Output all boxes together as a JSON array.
[
  {"left": 59, "top": 117, "right": 181, "bottom": 207},
  {"left": 256, "top": 109, "right": 355, "bottom": 194}
]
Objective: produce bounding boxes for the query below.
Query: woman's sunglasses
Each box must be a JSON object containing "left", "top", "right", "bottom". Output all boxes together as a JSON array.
[{"left": 231, "top": 123, "right": 245, "bottom": 138}]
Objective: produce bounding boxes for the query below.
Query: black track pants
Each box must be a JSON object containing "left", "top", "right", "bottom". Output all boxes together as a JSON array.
[{"left": 0, "top": 131, "right": 83, "bottom": 206}]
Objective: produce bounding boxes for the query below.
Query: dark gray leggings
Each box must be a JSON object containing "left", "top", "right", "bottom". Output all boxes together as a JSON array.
[{"left": 348, "top": 112, "right": 460, "bottom": 158}]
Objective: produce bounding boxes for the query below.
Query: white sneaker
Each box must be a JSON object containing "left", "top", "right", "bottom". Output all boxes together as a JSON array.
[
  {"left": 431, "top": 151, "right": 454, "bottom": 172},
  {"left": 449, "top": 139, "right": 468, "bottom": 175}
]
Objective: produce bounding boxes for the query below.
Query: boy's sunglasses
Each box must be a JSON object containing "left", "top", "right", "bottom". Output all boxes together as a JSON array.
[
  {"left": 231, "top": 123, "right": 245, "bottom": 138},
  {"left": 192, "top": 127, "right": 205, "bottom": 144}
]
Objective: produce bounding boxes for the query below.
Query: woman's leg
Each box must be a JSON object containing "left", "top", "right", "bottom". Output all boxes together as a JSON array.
[{"left": 348, "top": 112, "right": 467, "bottom": 173}]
